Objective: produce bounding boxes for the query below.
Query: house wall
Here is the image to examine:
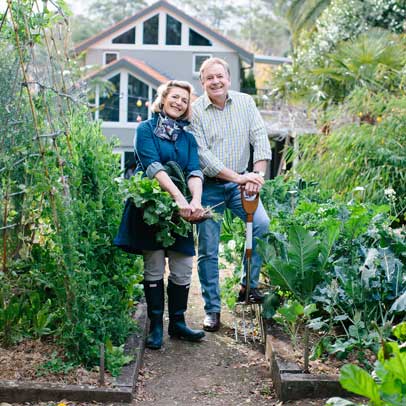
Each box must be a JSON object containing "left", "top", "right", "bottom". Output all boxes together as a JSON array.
[
  {"left": 85, "top": 49, "right": 241, "bottom": 94},
  {"left": 102, "top": 127, "right": 135, "bottom": 149}
]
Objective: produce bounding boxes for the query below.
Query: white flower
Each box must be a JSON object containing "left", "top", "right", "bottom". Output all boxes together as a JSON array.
[
  {"left": 384, "top": 188, "right": 396, "bottom": 198},
  {"left": 227, "top": 240, "right": 236, "bottom": 250},
  {"left": 353, "top": 186, "right": 365, "bottom": 192}
]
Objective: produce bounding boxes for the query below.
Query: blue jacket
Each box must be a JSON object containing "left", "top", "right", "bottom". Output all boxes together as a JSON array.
[{"left": 114, "top": 115, "right": 203, "bottom": 256}]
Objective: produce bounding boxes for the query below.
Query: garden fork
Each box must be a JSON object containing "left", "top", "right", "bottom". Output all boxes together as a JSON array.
[{"left": 233, "top": 187, "right": 265, "bottom": 344}]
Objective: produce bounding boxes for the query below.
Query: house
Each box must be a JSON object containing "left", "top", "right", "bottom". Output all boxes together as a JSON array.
[{"left": 74, "top": 0, "right": 254, "bottom": 171}]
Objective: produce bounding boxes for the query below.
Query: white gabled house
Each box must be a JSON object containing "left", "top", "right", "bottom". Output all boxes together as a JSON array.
[{"left": 74, "top": 0, "right": 254, "bottom": 171}]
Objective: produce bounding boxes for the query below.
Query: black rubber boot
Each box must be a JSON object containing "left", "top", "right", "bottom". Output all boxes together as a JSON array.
[
  {"left": 143, "top": 279, "right": 164, "bottom": 350},
  {"left": 167, "top": 280, "right": 205, "bottom": 342}
]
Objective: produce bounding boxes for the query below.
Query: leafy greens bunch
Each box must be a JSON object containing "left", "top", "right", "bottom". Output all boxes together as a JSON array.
[{"left": 123, "top": 172, "right": 192, "bottom": 247}]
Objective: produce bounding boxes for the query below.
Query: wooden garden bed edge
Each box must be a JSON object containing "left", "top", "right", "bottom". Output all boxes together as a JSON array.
[{"left": 0, "top": 301, "right": 148, "bottom": 403}]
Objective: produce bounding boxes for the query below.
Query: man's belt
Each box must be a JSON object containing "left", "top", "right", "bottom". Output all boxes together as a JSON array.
[{"left": 205, "top": 172, "right": 245, "bottom": 184}]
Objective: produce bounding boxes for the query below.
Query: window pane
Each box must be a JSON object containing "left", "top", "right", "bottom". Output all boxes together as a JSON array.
[
  {"left": 143, "top": 14, "right": 159, "bottom": 45},
  {"left": 112, "top": 27, "right": 135, "bottom": 44},
  {"left": 99, "top": 74, "right": 120, "bottom": 122},
  {"left": 189, "top": 29, "right": 212, "bottom": 46},
  {"left": 194, "top": 54, "right": 211, "bottom": 73},
  {"left": 128, "top": 75, "right": 149, "bottom": 122},
  {"left": 166, "top": 15, "right": 181, "bottom": 45},
  {"left": 105, "top": 53, "right": 118, "bottom": 64}
]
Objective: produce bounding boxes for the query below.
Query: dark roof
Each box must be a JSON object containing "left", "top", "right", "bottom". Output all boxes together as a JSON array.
[
  {"left": 83, "top": 57, "right": 171, "bottom": 87},
  {"left": 74, "top": 0, "right": 253, "bottom": 64}
]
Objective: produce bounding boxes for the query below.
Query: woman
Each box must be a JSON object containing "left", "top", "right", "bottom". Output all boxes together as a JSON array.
[{"left": 115, "top": 80, "right": 205, "bottom": 349}]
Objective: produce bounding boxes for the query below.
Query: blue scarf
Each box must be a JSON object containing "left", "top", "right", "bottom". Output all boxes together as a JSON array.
[{"left": 154, "top": 113, "right": 189, "bottom": 142}]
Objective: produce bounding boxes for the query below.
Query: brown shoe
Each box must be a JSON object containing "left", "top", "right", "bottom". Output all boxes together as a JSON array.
[
  {"left": 203, "top": 312, "right": 220, "bottom": 332},
  {"left": 237, "top": 286, "right": 265, "bottom": 304}
]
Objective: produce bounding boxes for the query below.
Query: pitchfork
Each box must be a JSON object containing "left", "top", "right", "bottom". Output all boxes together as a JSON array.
[{"left": 233, "top": 186, "right": 266, "bottom": 344}]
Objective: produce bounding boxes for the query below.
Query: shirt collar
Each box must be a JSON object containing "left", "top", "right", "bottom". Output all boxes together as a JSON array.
[{"left": 203, "top": 92, "right": 232, "bottom": 110}]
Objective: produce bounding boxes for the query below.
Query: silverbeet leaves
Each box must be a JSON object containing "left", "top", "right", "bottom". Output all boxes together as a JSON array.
[{"left": 124, "top": 172, "right": 191, "bottom": 247}]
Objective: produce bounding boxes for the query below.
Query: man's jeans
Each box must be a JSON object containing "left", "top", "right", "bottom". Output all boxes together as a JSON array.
[{"left": 197, "top": 180, "right": 270, "bottom": 313}]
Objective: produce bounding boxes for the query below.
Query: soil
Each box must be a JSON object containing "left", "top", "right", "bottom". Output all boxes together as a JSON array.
[
  {"left": 1, "top": 263, "right": 357, "bottom": 406},
  {"left": 0, "top": 339, "right": 113, "bottom": 387}
]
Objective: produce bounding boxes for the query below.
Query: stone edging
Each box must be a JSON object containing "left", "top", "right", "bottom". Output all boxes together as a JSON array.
[
  {"left": 265, "top": 332, "right": 350, "bottom": 401},
  {"left": 0, "top": 302, "right": 148, "bottom": 404}
]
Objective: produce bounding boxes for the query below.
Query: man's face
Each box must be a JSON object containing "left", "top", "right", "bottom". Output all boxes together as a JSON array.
[{"left": 201, "top": 63, "right": 231, "bottom": 102}]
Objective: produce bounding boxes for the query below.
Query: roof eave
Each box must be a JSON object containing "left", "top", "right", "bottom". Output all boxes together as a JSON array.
[
  {"left": 73, "top": 0, "right": 254, "bottom": 63},
  {"left": 85, "top": 59, "right": 169, "bottom": 87}
]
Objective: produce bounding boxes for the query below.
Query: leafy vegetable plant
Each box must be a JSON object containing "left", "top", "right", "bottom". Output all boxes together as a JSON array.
[
  {"left": 123, "top": 172, "right": 192, "bottom": 247},
  {"left": 326, "top": 322, "right": 406, "bottom": 406}
]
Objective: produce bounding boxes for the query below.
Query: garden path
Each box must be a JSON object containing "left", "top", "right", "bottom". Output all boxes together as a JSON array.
[{"left": 133, "top": 263, "right": 328, "bottom": 406}]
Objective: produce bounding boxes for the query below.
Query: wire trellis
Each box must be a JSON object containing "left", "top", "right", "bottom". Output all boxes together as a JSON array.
[{"left": 0, "top": 0, "right": 83, "bottom": 273}]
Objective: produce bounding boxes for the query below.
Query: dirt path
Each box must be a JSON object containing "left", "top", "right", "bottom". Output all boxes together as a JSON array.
[{"left": 133, "top": 266, "right": 329, "bottom": 406}]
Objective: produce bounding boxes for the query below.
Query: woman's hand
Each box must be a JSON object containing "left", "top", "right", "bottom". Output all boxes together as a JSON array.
[
  {"left": 174, "top": 195, "right": 192, "bottom": 219},
  {"left": 187, "top": 198, "right": 204, "bottom": 222}
]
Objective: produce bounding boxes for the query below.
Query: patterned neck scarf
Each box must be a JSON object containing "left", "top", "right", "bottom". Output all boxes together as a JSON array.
[{"left": 154, "top": 113, "right": 189, "bottom": 142}]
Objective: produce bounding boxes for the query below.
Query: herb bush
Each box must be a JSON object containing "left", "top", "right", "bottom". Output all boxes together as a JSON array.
[
  {"left": 295, "top": 91, "right": 406, "bottom": 223},
  {"left": 0, "top": 2, "right": 143, "bottom": 372}
]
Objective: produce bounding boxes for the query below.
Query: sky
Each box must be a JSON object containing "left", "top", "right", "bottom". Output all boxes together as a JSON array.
[{"left": 67, "top": 0, "right": 88, "bottom": 15}]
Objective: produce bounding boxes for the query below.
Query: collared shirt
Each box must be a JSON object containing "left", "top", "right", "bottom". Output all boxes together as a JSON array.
[{"left": 190, "top": 90, "right": 272, "bottom": 177}]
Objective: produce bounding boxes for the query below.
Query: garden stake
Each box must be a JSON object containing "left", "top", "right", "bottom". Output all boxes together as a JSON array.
[{"left": 99, "top": 343, "right": 105, "bottom": 386}]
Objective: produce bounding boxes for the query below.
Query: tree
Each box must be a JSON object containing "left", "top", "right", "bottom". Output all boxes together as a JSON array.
[
  {"left": 285, "top": 0, "right": 332, "bottom": 45},
  {"left": 173, "top": 0, "right": 243, "bottom": 31},
  {"left": 69, "top": 14, "right": 100, "bottom": 43},
  {"left": 239, "top": 0, "right": 291, "bottom": 56},
  {"left": 87, "top": 0, "right": 147, "bottom": 27}
]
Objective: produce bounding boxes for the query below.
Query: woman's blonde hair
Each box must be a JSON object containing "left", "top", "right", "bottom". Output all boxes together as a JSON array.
[{"left": 151, "top": 80, "right": 194, "bottom": 121}]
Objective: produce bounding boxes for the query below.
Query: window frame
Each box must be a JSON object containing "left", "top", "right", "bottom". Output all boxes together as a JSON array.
[
  {"left": 165, "top": 14, "right": 182, "bottom": 46},
  {"left": 112, "top": 27, "right": 136, "bottom": 44},
  {"left": 193, "top": 53, "right": 212, "bottom": 75},
  {"left": 189, "top": 28, "right": 212, "bottom": 46},
  {"left": 103, "top": 52, "right": 119, "bottom": 65},
  {"left": 143, "top": 14, "right": 159, "bottom": 45}
]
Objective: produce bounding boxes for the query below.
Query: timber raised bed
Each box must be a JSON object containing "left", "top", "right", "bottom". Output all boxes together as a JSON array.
[
  {"left": 0, "top": 302, "right": 148, "bottom": 404},
  {"left": 265, "top": 326, "right": 351, "bottom": 402}
]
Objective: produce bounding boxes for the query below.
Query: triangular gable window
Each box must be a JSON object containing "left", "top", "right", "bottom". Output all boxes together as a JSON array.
[
  {"left": 143, "top": 14, "right": 159, "bottom": 45},
  {"left": 166, "top": 14, "right": 181, "bottom": 45},
  {"left": 112, "top": 27, "right": 135, "bottom": 44},
  {"left": 189, "top": 29, "right": 212, "bottom": 46}
]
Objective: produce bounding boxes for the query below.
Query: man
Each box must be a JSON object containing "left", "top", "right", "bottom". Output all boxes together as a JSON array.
[{"left": 190, "top": 57, "right": 272, "bottom": 332}]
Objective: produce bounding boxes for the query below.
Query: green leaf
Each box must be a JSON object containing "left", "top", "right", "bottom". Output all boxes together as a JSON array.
[
  {"left": 393, "top": 322, "right": 406, "bottom": 342},
  {"left": 303, "top": 303, "right": 317, "bottom": 317},
  {"left": 278, "top": 300, "right": 304, "bottom": 323},
  {"left": 339, "top": 364, "right": 382, "bottom": 404},
  {"left": 383, "top": 351, "right": 406, "bottom": 384},
  {"left": 389, "top": 292, "right": 406, "bottom": 313}
]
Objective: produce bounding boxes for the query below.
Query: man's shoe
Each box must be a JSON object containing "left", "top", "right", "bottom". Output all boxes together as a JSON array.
[
  {"left": 203, "top": 312, "right": 220, "bottom": 332},
  {"left": 237, "top": 287, "right": 264, "bottom": 304}
]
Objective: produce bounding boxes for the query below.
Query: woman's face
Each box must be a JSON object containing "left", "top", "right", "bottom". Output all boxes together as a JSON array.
[{"left": 162, "top": 87, "right": 189, "bottom": 119}]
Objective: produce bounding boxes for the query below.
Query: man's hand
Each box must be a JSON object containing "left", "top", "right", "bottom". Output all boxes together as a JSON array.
[
  {"left": 244, "top": 180, "right": 262, "bottom": 195},
  {"left": 237, "top": 172, "right": 265, "bottom": 195}
]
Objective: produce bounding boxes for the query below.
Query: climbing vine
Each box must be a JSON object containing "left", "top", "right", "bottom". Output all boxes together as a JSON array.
[{"left": 0, "top": 1, "right": 143, "bottom": 370}]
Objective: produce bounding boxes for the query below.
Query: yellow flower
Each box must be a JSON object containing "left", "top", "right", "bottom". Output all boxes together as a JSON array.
[
  {"left": 57, "top": 402, "right": 68, "bottom": 406},
  {"left": 358, "top": 112, "right": 363, "bottom": 117},
  {"left": 376, "top": 116, "right": 382, "bottom": 123}
]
